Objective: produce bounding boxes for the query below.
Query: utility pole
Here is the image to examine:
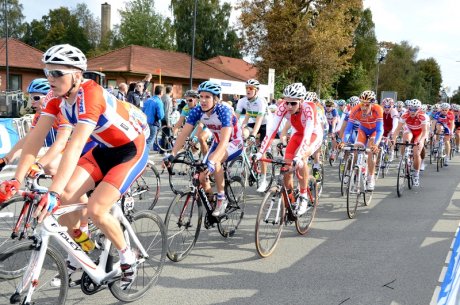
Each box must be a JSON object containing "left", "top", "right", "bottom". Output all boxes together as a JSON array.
[
  {"left": 189, "top": 0, "right": 198, "bottom": 90},
  {"left": 375, "top": 49, "right": 385, "bottom": 100},
  {"left": 4, "top": 0, "right": 9, "bottom": 92}
]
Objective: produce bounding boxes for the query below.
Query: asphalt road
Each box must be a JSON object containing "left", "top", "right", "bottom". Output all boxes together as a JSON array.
[{"left": 1, "top": 152, "right": 459, "bottom": 305}]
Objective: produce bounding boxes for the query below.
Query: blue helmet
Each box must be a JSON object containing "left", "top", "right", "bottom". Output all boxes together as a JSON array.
[
  {"left": 198, "top": 81, "right": 221, "bottom": 96},
  {"left": 337, "top": 99, "right": 346, "bottom": 106},
  {"left": 27, "top": 78, "right": 50, "bottom": 95}
]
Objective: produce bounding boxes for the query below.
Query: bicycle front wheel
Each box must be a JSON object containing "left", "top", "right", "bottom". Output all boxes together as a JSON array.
[
  {"left": 296, "top": 176, "right": 318, "bottom": 235},
  {"left": 109, "top": 210, "right": 166, "bottom": 302},
  {"left": 168, "top": 151, "right": 194, "bottom": 195},
  {"left": 132, "top": 161, "right": 161, "bottom": 210},
  {"left": 0, "top": 242, "right": 68, "bottom": 305},
  {"left": 155, "top": 126, "right": 174, "bottom": 152},
  {"left": 218, "top": 176, "right": 247, "bottom": 238},
  {"left": 164, "top": 192, "right": 202, "bottom": 262},
  {"left": 396, "top": 158, "right": 407, "bottom": 197},
  {"left": 346, "top": 168, "right": 359, "bottom": 219},
  {"left": 255, "top": 188, "right": 285, "bottom": 258}
]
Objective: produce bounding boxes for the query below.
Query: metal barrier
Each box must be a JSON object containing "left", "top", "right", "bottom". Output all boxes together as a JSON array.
[{"left": 438, "top": 227, "right": 460, "bottom": 305}]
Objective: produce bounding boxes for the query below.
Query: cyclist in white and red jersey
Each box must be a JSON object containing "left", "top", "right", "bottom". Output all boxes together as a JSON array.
[
  {"left": 381, "top": 97, "right": 399, "bottom": 161},
  {"left": 256, "top": 83, "right": 323, "bottom": 215},
  {"left": 392, "top": 99, "right": 427, "bottom": 186},
  {"left": 0, "top": 44, "right": 148, "bottom": 290},
  {"left": 165, "top": 81, "right": 243, "bottom": 217}
]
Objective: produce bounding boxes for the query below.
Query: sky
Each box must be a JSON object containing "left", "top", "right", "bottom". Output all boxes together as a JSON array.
[{"left": 20, "top": 0, "right": 460, "bottom": 95}]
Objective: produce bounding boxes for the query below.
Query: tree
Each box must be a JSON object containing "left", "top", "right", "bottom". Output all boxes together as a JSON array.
[
  {"left": 417, "top": 58, "right": 442, "bottom": 104},
  {"left": 451, "top": 87, "right": 460, "bottom": 104},
  {"left": 71, "top": 3, "right": 100, "bottom": 50},
  {"left": 337, "top": 8, "right": 378, "bottom": 97},
  {"left": 238, "top": 0, "right": 361, "bottom": 95},
  {"left": 171, "top": 0, "right": 241, "bottom": 60},
  {"left": 118, "top": 0, "right": 175, "bottom": 50},
  {"left": 0, "top": 0, "right": 25, "bottom": 38}
]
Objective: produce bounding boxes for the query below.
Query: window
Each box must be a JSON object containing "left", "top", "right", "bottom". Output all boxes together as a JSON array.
[
  {"left": 107, "top": 79, "right": 117, "bottom": 88},
  {"left": 9, "top": 74, "right": 22, "bottom": 91}
]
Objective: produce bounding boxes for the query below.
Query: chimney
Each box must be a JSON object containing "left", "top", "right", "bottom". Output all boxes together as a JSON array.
[{"left": 101, "top": 2, "right": 111, "bottom": 42}]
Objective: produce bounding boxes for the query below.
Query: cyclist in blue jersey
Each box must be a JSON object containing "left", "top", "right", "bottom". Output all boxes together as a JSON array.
[{"left": 165, "top": 81, "right": 243, "bottom": 216}]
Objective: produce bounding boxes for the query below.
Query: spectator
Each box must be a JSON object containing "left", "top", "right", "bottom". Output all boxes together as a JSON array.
[
  {"left": 231, "top": 94, "right": 240, "bottom": 109},
  {"left": 142, "top": 85, "right": 164, "bottom": 151},
  {"left": 116, "top": 82, "right": 128, "bottom": 101},
  {"left": 142, "top": 73, "right": 152, "bottom": 96},
  {"left": 161, "top": 85, "right": 173, "bottom": 127},
  {"left": 127, "top": 81, "right": 144, "bottom": 108}
]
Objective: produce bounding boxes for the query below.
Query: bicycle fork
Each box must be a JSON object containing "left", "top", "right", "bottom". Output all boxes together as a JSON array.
[{"left": 265, "top": 191, "right": 283, "bottom": 225}]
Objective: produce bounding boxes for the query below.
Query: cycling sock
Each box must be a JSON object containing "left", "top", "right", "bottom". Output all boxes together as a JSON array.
[
  {"left": 80, "top": 225, "right": 89, "bottom": 235},
  {"left": 260, "top": 174, "right": 266, "bottom": 181},
  {"left": 313, "top": 163, "right": 320, "bottom": 169},
  {"left": 217, "top": 192, "right": 225, "bottom": 200},
  {"left": 299, "top": 187, "right": 307, "bottom": 195},
  {"left": 118, "top": 246, "right": 136, "bottom": 265}
]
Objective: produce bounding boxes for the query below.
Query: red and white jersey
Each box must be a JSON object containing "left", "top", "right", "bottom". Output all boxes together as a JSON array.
[
  {"left": 399, "top": 111, "right": 427, "bottom": 131},
  {"left": 260, "top": 100, "right": 322, "bottom": 157},
  {"left": 382, "top": 108, "right": 399, "bottom": 132},
  {"left": 42, "top": 80, "right": 147, "bottom": 148}
]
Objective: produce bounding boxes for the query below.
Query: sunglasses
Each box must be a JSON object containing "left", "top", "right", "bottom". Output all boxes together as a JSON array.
[
  {"left": 286, "top": 101, "right": 299, "bottom": 106},
  {"left": 43, "top": 68, "right": 78, "bottom": 78},
  {"left": 383, "top": 105, "right": 391, "bottom": 109},
  {"left": 246, "top": 86, "right": 257, "bottom": 91},
  {"left": 186, "top": 99, "right": 194, "bottom": 103},
  {"left": 409, "top": 107, "right": 419, "bottom": 112},
  {"left": 30, "top": 95, "right": 44, "bottom": 101},
  {"left": 360, "top": 102, "right": 371, "bottom": 108}
]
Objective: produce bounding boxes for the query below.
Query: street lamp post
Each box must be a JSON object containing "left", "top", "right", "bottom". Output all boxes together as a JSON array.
[
  {"left": 189, "top": 0, "right": 198, "bottom": 90},
  {"left": 4, "top": 0, "right": 9, "bottom": 92},
  {"left": 375, "top": 50, "right": 385, "bottom": 100}
]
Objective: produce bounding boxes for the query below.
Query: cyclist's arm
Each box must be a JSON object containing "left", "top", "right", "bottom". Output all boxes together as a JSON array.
[
  {"left": 241, "top": 113, "right": 250, "bottom": 129},
  {"left": 208, "top": 126, "right": 232, "bottom": 164},
  {"left": 3, "top": 135, "right": 27, "bottom": 165},
  {"left": 392, "top": 121, "right": 403, "bottom": 142},
  {"left": 342, "top": 121, "right": 354, "bottom": 143},
  {"left": 374, "top": 120, "right": 384, "bottom": 146},
  {"left": 172, "top": 115, "right": 186, "bottom": 135},
  {"left": 251, "top": 114, "right": 264, "bottom": 137},
  {"left": 37, "top": 126, "right": 72, "bottom": 168},
  {"left": 280, "top": 121, "right": 291, "bottom": 145},
  {"left": 296, "top": 104, "right": 316, "bottom": 157},
  {"left": 47, "top": 123, "right": 94, "bottom": 194},
  {"left": 259, "top": 104, "right": 286, "bottom": 154},
  {"left": 171, "top": 123, "right": 194, "bottom": 157},
  {"left": 13, "top": 116, "right": 55, "bottom": 184}
]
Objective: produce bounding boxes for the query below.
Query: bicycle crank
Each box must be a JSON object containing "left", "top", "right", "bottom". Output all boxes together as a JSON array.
[{"left": 81, "top": 272, "right": 103, "bottom": 295}]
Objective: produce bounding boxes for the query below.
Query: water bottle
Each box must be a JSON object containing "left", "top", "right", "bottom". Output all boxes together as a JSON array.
[{"left": 73, "top": 229, "right": 95, "bottom": 252}]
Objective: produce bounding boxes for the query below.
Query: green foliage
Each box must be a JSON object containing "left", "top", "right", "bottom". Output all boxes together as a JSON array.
[
  {"left": 0, "top": 0, "right": 25, "bottom": 38},
  {"left": 451, "top": 87, "right": 460, "bottom": 104},
  {"left": 171, "top": 0, "right": 241, "bottom": 60},
  {"left": 118, "top": 0, "right": 175, "bottom": 50}
]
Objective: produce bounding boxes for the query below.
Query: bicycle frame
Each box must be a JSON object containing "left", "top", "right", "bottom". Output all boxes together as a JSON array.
[{"left": 15, "top": 199, "right": 149, "bottom": 304}]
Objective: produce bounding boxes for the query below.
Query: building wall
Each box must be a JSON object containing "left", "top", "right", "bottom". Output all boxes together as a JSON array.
[{"left": 0, "top": 69, "right": 45, "bottom": 93}]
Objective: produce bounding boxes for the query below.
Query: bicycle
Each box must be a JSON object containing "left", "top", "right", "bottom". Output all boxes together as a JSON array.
[
  {"left": 375, "top": 137, "right": 392, "bottom": 179},
  {"left": 228, "top": 140, "right": 275, "bottom": 193},
  {"left": 155, "top": 125, "right": 175, "bottom": 153},
  {"left": 164, "top": 158, "right": 246, "bottom": 262},
  {"left": 130, "top": 160, "right": 161, "bottom": 211},
  {"left": 432, "top": 133, "right": 446, "bottom": 172},
  {"left": 0, "top": 186, "right": 166, "bottom": 304},
  {"left": 255, "top": 158, "right": 318, "bottom": 258},
  {"left": 343, "top": 146, "right": 373, "bottom": 219},
  {"left": 396, "top": 142, "right": 417, "bottom": 197}
]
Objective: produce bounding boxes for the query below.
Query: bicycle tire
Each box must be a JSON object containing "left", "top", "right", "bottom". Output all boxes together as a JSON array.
[
  {"left": 0, "top": 242, "right": 68, "bottom": 305},
  {"left": 407, "top": 162, "right": 413, "bottom": 190},
  {"left": 132, "top": 161, "right": 161, "bottom": 211},
  {"left": 295, "top": 177, "right": 318, "bottom": 235},
  {"left": 255, "top": 188, "right": 285, "bottom": 258},
  {"left": 164, "top": 192, "right": 202, "bottom": 262},
  {"left": 155, "top": 126, "right": 175, "bottom": 152},
  {"left": 228, "top": 155, "right": 248, "bottom": 186},
  {"left": 396, "top": 158, "right": 406, "bottom": 197},
  {"left": 437, "top": 155, "right": 441, "bottom": 172},
  {"left": 346, "top": 168, "right": 359, "bottom": 219},
  {"left": 109, "top": 210, "right": 166, "bottom": 302},
  {"left": 338, "top": 157, "right": 344, "bottom": 181},
  {"left": 168, "top": 151, "right": 194, "bottom": 195},
  {"left": 340, "top": 156, "right": 352, "bottom": 197},
  {"left": 218, "top": 176, "right": 246, "bottom": 238}
]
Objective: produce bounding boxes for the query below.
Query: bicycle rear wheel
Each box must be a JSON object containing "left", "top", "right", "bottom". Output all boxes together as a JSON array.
[
  {"left": 346, "top": 168, "right": 359, "bottom": 219},
  {"left": 218, "top": 176, "right": 246, "bottom": 238},
  {"left": 255, "top": 188, "right": 285, "bottom": 258},
  {"left": 0, "top": 242, "right": 68, "bottom": 305},
  {"left": 132, "top": 161, "right": 161, "bottom": 211},
  {"left": 340, "top": 156, "right": 352, "bottom": 197},
  {"left": 296, "top": 177, "right": 318, "bottom": 235},
  {"left": 164, "top": 192, "right": 202, "bottom": 262},
  {"left": 168, "top": 151, "right": 194, "bottom": 195},
  {"left": 109, "top": 210, "right": 166, "bottom": 302},
  {"left": 228, "top": 155, "right": 248, "bottom": 186},
  {"left": 155, "top": 126, "right": 174, "bottom": 152},
  {"left": 396, "top": 158, "right": 407, "bottom": 197}
]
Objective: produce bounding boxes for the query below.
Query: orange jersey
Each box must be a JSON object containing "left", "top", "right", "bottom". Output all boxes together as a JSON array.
[
  {"left": 42, "top": 80, "right": 147, "bottom": 148},
  {"left": 348, "top": 104, "right": 383, "bottom": 130}
]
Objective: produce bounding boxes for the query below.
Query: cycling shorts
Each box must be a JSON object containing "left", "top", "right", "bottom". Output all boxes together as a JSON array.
[
  {"left": 285, "top": 132, "right": 321, "bottom": 160},
  {"left": 247, "top": 123, "right": 267, "bottom": 142},
  {"left": 204, "top": 138, "right": 244, "bottom": 164},
  {"left": 404, "top": 128, "right": 423, "bottom": 143},
  {"left": 78, "top": 134, "right": 148, "bottom": 194},
  {"left": 356, "top": 129, "right": 376, "bottom": 146}
]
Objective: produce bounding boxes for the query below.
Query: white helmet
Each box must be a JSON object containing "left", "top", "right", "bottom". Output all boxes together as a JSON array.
[
  {"left": 412, "top": 99, "right": 422, "bottom": 108},
  {"left": 452, "top": 104, "right": 460, "bottom": 111},
  {"left": 382, "top": 97, "right": 394, "bottom": 107},
  {"left": 360, "top": 90, "right": 376, "bottom": 103},
  {"left": 396, "top": 101, "right": 405, "bottom": 107},
  {"left": 245, "top": 79, "right": 260, "bottom": 89},
  {"left": 440, "top": 102, "right": 451, "bottom": 110},
  {"left": 42, "top": 44, "right": 87, "bottom": 71},
  {"left": 420, "top": 104, "right": 427, "bottom": 112},
  {"left": 283, "top": 83, "right": 307, "bottom": 99},
  {"left": 405, "top": 99, "right": 415, "bottom": 108},
  {"left": 305, "top": 91, "right": 318, "bottom": 102}
]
